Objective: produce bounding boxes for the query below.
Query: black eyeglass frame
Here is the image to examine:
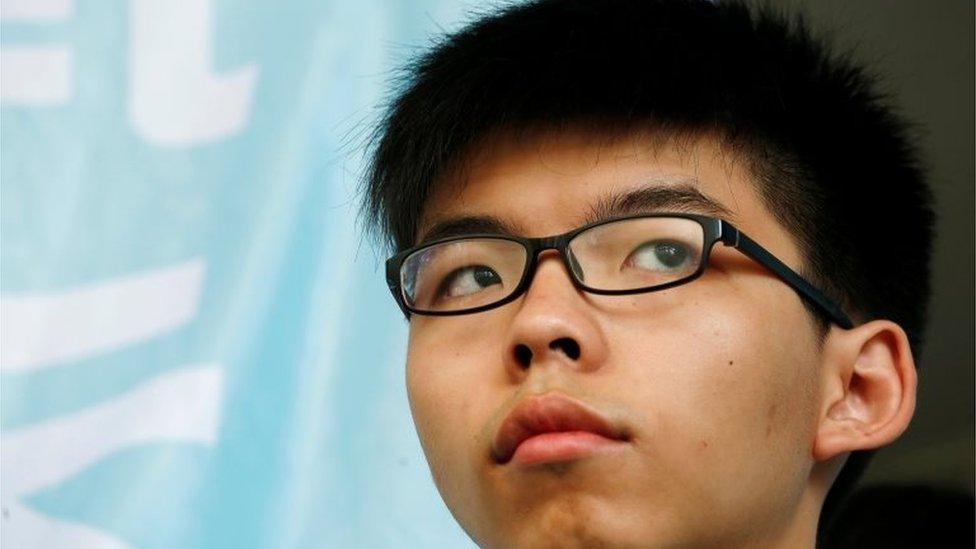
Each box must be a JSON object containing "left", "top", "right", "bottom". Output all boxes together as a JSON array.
[{"left": 385, "top": 213, "right": 853, "bottom": 329}]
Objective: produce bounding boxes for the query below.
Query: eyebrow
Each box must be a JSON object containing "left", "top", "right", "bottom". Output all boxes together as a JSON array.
[
  {"left": 579, "top": 181, "right": 735, "bottom": 226},
  {"left": 417, "top": 181, "right": 734, "bottom": 244},
  {"left": 418, "top": 215, "right": 524, "bottom": 243}
]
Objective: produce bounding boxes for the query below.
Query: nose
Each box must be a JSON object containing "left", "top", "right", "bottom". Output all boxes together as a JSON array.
[{"left": 504, "top": 252, "right": 609, "bottom": 377}]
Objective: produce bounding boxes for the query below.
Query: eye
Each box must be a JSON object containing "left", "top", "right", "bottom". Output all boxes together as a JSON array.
[
  {"left": 624, "top": 240, "right": 694, "bottom": 272},
  {"left": 437, "top": 265, "right": 503, "bottom": 299}
]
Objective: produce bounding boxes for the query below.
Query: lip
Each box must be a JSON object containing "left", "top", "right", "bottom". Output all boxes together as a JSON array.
[{"left": 491, "top": 392, "right": 631, "bottom": 466}]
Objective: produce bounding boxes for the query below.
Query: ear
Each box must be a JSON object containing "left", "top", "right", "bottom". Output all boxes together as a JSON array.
[{"left": 812, "top": 320, "right": 917, "bottom": 461}]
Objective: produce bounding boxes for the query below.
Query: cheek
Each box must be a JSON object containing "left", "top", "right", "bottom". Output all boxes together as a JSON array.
[
  {"left": 406, "top": 324, "right": 466, "bottom": 456},
  {"left": 405, "top": 318, "right": 497, "bottom": 480},
  {"left": 609, "top": 283, "right": 820, "bottom": 502},
  {"left": 405, "top": 318, "right": 508, "bottom": 539}
]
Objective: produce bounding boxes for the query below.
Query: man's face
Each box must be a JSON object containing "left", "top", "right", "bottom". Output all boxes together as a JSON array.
[{"left": 405, "top": 128, "right": 826, "bottom": 547}]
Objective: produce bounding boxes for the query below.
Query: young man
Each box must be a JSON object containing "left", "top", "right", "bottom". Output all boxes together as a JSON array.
[{"left": 364, "top": 0, "right": 934, "bottom": 546}]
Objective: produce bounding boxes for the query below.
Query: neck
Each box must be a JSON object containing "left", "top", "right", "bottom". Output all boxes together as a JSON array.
[
  {"left": 746, "top": 459, "right": 839, "bottom": 549},
  {"left": 758, "top": 490, "right": 823, "bottom": 549}
]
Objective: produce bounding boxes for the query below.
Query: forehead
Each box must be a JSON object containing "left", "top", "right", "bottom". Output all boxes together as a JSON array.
[{"left": 418, "top": 127, "right": 773, "bottom": 241}]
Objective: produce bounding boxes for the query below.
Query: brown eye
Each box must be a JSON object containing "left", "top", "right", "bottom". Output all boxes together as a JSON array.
[
  {"left": 437, "top": 265, "right": 503, "bottom": 299},
  {"left": 625, "top": 240, "right": 692, "bottom": 271}
]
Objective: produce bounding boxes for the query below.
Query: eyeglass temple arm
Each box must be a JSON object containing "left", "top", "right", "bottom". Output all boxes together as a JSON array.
[{"left": 721, "top": 224, "right": 854, "bottom": 329}]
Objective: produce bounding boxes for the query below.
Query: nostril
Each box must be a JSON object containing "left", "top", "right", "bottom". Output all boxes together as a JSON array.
[
  {"left": 549, "top": 337, "right": 581, "bottom": 360},
  {"left": 513, "top": 344, "right": 533, "bottom": 368}
]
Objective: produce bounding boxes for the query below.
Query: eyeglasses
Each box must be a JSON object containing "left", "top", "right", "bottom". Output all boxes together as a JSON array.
[{"left": 385, "top": 213, "right": 852, "bottom": 328}]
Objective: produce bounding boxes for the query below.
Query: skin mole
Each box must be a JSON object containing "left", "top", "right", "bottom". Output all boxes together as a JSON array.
[{"left": 766, "top": 403, "right": 778, "bottom": 438}]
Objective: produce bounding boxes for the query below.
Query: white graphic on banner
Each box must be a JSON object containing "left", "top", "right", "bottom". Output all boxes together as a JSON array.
[
  {"left": 0, "top": 0, "right": 74, "bottom": 106},
  {"left": 0, "top": 46, "right": 72, "bottom": 107},
  {"left": 1, "top": 259, "right": 205, "bottom": 372},
  {"left": 1, "top": 504, "right": 128, "bottom": 549},
  {"left": 0, "top": 0, "right": 71, "bottom": 20},
  {"left": 1, "top": 261, "right": 223, "bottom": 548},
  {"left": 2, "top": 367, "right": 223, "bottom": 548},
  {"left": 128, "top": 0, "right": 259, "bottom": 146},
  {"left": 0, "top": 48, "right": 72, "bottom": 105}
]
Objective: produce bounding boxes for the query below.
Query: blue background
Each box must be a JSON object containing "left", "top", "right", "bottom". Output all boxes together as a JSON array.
[{"left": 2, "top": 1, "right": 477, "bottom": 547}]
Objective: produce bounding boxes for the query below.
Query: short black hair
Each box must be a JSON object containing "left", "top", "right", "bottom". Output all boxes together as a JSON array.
[{"left": 362, "top": 0, "right": 934, "bottom": 531}]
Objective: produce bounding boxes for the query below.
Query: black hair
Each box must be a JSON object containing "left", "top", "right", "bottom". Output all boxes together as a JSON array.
[{"left": 362, "top": 0, "right": 935, "bottom": 535}]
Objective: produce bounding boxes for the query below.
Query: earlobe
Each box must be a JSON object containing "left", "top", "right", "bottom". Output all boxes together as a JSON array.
[{"left": 812, "top": 320, "right": 917, "bottom": 461}]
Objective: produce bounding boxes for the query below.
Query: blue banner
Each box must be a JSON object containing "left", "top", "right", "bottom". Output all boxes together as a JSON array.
[{"left": 1, "top": 1, "right": 476, "bottom": 546}]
